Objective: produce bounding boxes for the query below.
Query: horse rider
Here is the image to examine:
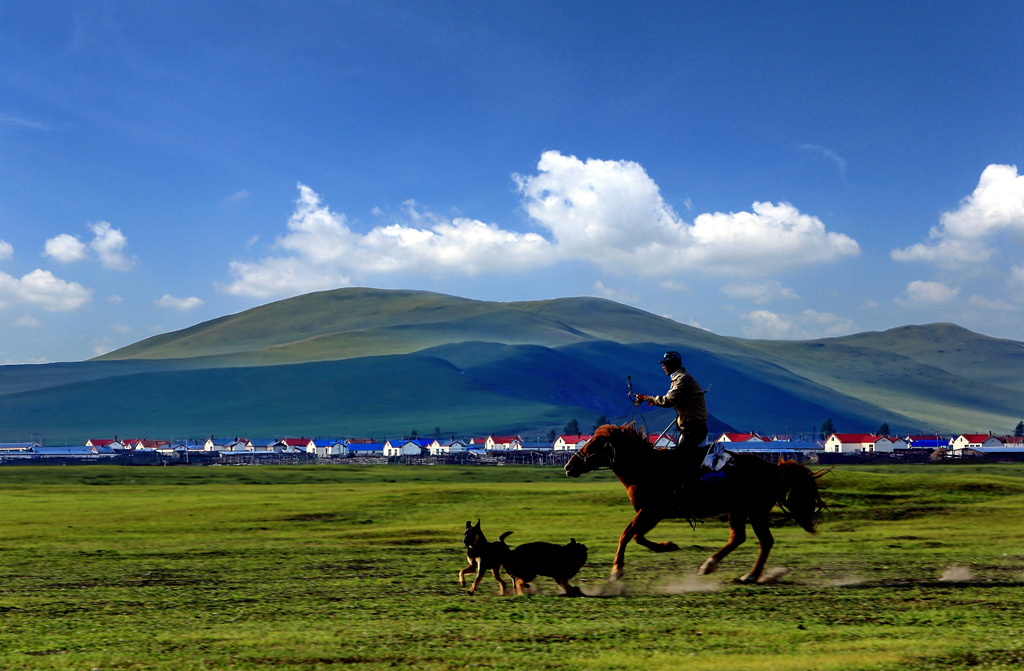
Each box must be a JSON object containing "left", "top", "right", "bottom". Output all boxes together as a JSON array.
[{"left": 635, "top": 351, "right": 709, "bottom": 481}]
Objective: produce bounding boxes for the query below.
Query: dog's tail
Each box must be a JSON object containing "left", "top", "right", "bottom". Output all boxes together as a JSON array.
[{"left": 499, "top": 531, "right": 513, "bottom": 543}]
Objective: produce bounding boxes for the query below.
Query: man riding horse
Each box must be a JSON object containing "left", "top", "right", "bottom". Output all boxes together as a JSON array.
[{"left": 634, "top": 351, "right": 709, "bottom": 481}]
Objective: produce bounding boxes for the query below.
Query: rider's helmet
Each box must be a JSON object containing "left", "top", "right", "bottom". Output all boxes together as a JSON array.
[{"left": 659, "top": 351, "right": 682, "bottom": 369}]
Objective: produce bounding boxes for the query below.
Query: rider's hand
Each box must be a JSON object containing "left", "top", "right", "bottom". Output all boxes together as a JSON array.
[{"left": 635, "top": 393, "right": 648, "bottom": 404}]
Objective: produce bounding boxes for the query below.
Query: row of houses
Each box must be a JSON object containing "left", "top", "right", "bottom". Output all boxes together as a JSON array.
[
  {"left": 3, "top": 431, "right": 1023, "bottom": 463},
  {"left": 722, "top": 431, "right": 1024, "bottom": 458},
  {"left": 0, "top": 433, "right": 600, "bottom": 461}
]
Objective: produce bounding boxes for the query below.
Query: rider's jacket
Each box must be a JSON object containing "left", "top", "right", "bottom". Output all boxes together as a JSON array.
[{"left": 648, "top": 368, "right": 708, "bottom": 428}]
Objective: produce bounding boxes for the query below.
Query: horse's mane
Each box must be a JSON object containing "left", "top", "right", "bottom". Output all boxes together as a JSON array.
[{"left": 593, "top": 422, "right": 656, "bottom": 452}]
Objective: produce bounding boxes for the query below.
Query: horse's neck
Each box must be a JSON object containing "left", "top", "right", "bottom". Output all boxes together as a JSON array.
[{"left": 611, "top": 441, "right": 665, "bottom": 484}]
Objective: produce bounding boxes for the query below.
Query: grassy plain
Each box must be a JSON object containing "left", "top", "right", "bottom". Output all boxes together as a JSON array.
[{"left": 1, "top": 463, "right": 1023, "bottom": 670}]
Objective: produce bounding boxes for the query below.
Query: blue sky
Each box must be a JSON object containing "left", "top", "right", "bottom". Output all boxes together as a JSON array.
[{"left": 1, "top": 1, "right": 1022, "bottom": 364}]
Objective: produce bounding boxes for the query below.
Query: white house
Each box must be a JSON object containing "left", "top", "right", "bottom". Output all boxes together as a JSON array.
[
  {"left": 553, "top": 434, "right": 591, "bottom": 451},
  {"left": 383, "top": 440, "right": 429, "bottom": 457},
  {"left": 311, "top": 440, "right": 348, "bottom": 457},
  {"left": 205, "top": 437, "right": 249, "bottom": 451},
  {"left": 486, "top": 435, "right": 523, "bottom": 450},
  {"left": 427, "top": 439, "right": 467, "bottom": 456},
  {"left": 824, "top": 433, "right": 901, "bottom": 454},
  {"left": 949, "top": 434, "right": 1006, "bottom": 456},
  {"left": 279, "top": 438, "right": 316, "bottom": 452},
  {"left": 715, "top": 432, "right": 770, "bottom": 443}
]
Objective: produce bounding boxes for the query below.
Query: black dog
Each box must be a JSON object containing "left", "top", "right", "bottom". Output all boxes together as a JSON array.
[
  {"left": 503, "top": 538, "right": 588, "bottom": 596},
  {"left": 458, "top": 520, "right": 512, "bottom": 595}
]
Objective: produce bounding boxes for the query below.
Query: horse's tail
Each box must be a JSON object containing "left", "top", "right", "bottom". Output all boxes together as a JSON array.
[{"left": 775, "top": 461, "right": 831, "bottom": 533}]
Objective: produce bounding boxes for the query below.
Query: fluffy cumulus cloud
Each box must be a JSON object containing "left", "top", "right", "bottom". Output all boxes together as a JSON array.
[
  {"left": 897, "top": 280, "right": 960, "bottom": 306},
  {"left": 154, "top": 294, "right": 204, "bottom": 310},
  {"left": 89, "top": 222, "right": 136, "bottom": 270},
  {"left": 0, "top": 239, "right": 13, "bottom": 260},
  {"left": 222, "top": 184, "right": 553, "bottom": 298},
  {"left": 740, "top": 309, "right": 856, "bottom": 339},
  {"left": 224, "top": 153, "right": 860, "bottom": 298},
  {"left": 892, "top": 164, "right": 1024, "bottom": 263},
  {"left": 44, "top": 222, "right": 137, "bottom": 270},
  {"left": 0, "top": 269, "right": 92, "bottom": 311},
  {"left": 516, "top": 151, "right": 860, "bottom": 273},
  {"left": 44, "top": 233, "right": 88, "bottom": 263}
]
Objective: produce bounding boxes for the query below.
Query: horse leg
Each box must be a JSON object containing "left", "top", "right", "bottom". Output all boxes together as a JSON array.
[
  {"left": 635, "top": 533, "right": 680, "bottom": 553},
  {"left": 612, "top": 509, "right": 661, "bottom": 581},
  {"left": 738, "top": 514, "right": 774, "bottom": 584},
  {"left": 698, "top": 512, "right": 746, "bottom": 575}
]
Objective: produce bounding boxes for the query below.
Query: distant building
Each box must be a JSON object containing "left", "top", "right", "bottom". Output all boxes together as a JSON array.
[
  {"left": 553, "top": 434, "right": 591, "bottom": 451},
  {"left": 311, "top": 440, "right": 348, "bottom": 457},
  {"left": 427, "top": 439, "right": 467, "bottom": 456},
  {"left": 824, "top": 433, "right": 905, "bottom": 454},
  {"left": 486, "top": 435, "right": 523, "bottom": 450},
  {"left": 384, "top": 440, "right": 430, "bottom": 457},
  {"left": 347, "top": 442, "right": 385, "bottom": 457},
  {"left": 716, "top": 432, "right": 770, "bottom": 443}
]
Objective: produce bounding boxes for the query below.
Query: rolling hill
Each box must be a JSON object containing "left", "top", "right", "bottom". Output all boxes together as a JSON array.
[{"left": 1, "top": 287, "right": 1021, "bottom": 443}]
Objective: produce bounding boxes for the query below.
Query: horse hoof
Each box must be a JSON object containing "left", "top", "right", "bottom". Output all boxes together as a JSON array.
[
  {"left": 698, "top": 558, "right": 720, "bottom": 575},
  {"left": 609, "top": 568, "right": 624, "bottom": 582},
  {"left": 662, "top": 542, "right": 680, "bottom": 552},
  {"left": 737, "top": 573, "right": 759, "bottom": 584}
]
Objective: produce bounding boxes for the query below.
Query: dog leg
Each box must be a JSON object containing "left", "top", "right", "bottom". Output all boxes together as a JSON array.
[
  {"left": 491, "top": 567, "right": 509, "bottom": 596},
  {"left": 556, "top": 578, "right": 583, "bottom": 596},
  {"left": 468, "top": 564, "right": 487, "bottom": 595},
  {"left": 458, "top": 556, "right": 476, "bottom": 587}
]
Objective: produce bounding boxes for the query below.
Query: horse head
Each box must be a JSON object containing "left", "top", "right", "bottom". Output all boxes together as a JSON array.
[{"left": 565, "top": 423, "right": 638, "bottom": 477}]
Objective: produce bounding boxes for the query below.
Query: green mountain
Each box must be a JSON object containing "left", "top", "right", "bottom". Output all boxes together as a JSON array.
[{"left": 1, "top": 288, "right": 1021, "bottom": 443}]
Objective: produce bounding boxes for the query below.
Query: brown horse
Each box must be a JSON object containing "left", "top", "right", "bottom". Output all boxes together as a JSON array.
[{"left": 564, "top": 423, "right": 828, "bottom": 583}]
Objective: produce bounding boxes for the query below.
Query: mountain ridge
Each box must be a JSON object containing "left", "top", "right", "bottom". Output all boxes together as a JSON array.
[{"left": 0, "top": 288, "right": 1018, "bottom": 442}]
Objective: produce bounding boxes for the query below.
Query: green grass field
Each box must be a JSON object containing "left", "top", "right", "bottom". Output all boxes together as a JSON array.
[{"left": 1, "top": 463, "right": 1023, "bottom": 670}]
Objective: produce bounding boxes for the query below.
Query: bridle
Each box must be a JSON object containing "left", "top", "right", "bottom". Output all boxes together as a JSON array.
[{"left": 568, "top": 438, "right": 615, "bottom": 471}]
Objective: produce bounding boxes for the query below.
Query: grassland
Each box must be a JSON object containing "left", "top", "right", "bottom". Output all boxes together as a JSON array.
[{"left": 1, "top": 463, "right": 1023, "bottom": 670}]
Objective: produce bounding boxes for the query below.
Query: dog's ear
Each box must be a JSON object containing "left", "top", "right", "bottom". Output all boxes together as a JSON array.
[{"left": 466, "top": 520, "right": 473, "bottom": 529}]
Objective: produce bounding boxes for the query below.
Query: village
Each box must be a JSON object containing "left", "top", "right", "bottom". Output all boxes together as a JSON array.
[{"left": 2, "top": 429, "right": 1023, "bottom": 465}]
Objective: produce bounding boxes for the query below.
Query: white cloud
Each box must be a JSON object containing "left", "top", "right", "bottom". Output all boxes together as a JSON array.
[
  {"left": 224, "top": 257, "right": 354, "bottom": 299},
  {"left": 592, "top": 281, "right": 640, "bottom": 304},
  {"left": 720, "top": 280, "right": 799, "bottom": 304},
  {"left": 0, "top": 269, "right": 92, "bottom": 311},
  {"left": 800, "top": 144, "right": 848, "bottom": 182},
  {"left": 897, "top": 280, "right": 959, "bottom": 306},
  {"left": 224, "top": 153, "right": 860, "bottom": 298},
  {"left": 0, "top": 240, "right": 12, "bottom": 260},
  {"left": 222, "top": 184, "right": 552, "bottom": 298},
  {"left": 44, "top": 233, "right": 88, "bottom": 263},
  {"left": 892, "top": 164, "right": 1024, "bottom": 263},
  {"left": 43, "top": 223, "right": 136, "bottom": 269},
  {"left": 89, "top": 221, "right": 136, "bottom": 270},
  {"left": 740, "top": 308, "right": 855, "bottom": 339},
  {"left": 226, "top": 189, "right": 250, "bottom": 202},
  {"left": 154, "top": 294, "right": 204, "bottom": 311},
  {"left": 516, "top": 151, "right": 859, "bottom": 274}
]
